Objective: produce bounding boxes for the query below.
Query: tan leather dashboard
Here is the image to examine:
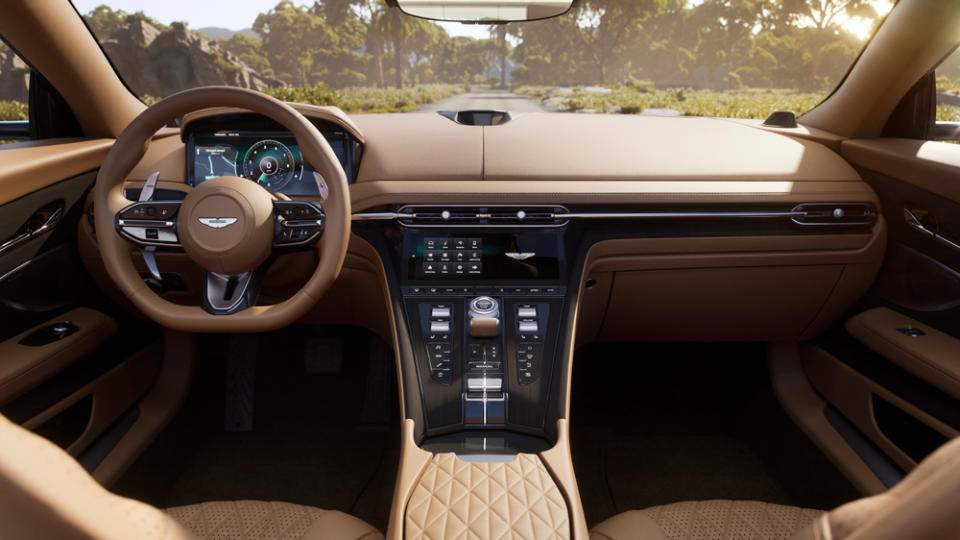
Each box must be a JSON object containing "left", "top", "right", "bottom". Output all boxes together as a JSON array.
[
  {"left": 0, "top": 138, "right": 114, "bottom": 206},
  {"left": 30, "top": 106, "right": 884, "bottom": 346},
  {"left": 349, "top": 112, "right": 861, "bottom": 183},
  {"left": 116, "top": 109, "right": 880, "bottom": 212}
]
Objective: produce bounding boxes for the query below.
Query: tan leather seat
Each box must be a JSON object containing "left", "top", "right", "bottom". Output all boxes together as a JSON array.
[
  {"left": 590, "top": 436, "right": 960, "bottom": 540},
  {"left": 0, "top": 413, "right": 383, "bottom": 540}
]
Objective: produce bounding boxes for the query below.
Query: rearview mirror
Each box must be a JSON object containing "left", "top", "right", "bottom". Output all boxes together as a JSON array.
[{"left": 396, "top": 0, "right": 573, "bottom": 23}]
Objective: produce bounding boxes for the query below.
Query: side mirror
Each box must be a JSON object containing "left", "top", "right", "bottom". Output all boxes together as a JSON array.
[{"left": 396, "top": 0, "right": 573, "bottom": 23}]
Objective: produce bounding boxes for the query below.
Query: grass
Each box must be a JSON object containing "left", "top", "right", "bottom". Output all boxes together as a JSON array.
[
  {"left": 138, "top": 84, "right": 465, "bottom": 114},
  {"left": 267, "top": 83, "right": 466, "bottom": 113},
  {"left": 514, "top": 85, "right": 826, "bottom": 118}
]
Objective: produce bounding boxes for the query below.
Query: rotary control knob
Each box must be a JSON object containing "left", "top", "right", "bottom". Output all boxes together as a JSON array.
[{"left": 468, "top": 296, "right": 500, "bottom": 337}]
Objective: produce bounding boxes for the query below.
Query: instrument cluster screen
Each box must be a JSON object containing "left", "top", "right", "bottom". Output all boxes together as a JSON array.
[{"left": 188, "top": 131, "right": 349, "bottom": 195}]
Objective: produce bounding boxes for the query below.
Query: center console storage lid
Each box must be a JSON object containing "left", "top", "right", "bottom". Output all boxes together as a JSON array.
[{"left": 405, "top": 453, "right": 570, "bottom": 539}]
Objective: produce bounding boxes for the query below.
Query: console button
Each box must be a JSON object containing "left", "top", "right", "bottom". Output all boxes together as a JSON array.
[
  {"left": 518, "top": 321, "right": 539, "bottom": 334},
  {"left": 431, "top": 306, "right": 451, "bottom": 318},
  {"left": 468, "top": 361, "right": 501, "bottom": 371},
  {"left": 430, "top": 321, "right": 450, "bottom": 333},
  {"left": 467, "top": 377, "right": 502, "bottom": 392},
  {"left": 517, "top": 307, "right": 538, "bottom": 318}
]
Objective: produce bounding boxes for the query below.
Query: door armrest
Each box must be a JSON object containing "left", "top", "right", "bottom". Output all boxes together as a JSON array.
[{"left": 846, "top": 307, "right": 960, "bottom": 399}]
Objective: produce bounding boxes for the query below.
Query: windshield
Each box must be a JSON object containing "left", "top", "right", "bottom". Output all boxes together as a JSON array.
[{"left": 69, "top": 0, "right": 894, "bottom": 118}]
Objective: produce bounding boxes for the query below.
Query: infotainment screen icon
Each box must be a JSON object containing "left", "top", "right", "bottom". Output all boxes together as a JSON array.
[{"left": 422, "top": 237, "right": 483, "bottom": 276}]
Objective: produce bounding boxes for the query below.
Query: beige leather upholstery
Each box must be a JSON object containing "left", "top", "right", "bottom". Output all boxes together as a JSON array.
[
  {"left": 0, "top": 412, "right": 191, "bottom": 540},
  {"left": 589, "top": 501, "right": 822, "bottom": 540},
  {"left": 592, "top": 436, "right": 960, "bottom": 540},
  {"left": 404, "top": 453, "right": 570, "bottom": 539},
  {"left": 0, "top": 413, "right": 382, "bottom": 540},
  {"left": 813, "top": 434, "right": 960, "bottom": 540},
  {"left": 167, "top": 501, "right": 382, "bottom": 540}
]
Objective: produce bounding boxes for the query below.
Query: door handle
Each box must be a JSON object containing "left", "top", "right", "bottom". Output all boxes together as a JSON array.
[
  {"left": 904, "top": 208, "right": 960, "bottom": 254},
  {"left": 0, "top": 203, "right": 64, "bottom": 257},
  {"left": 904, "top": 208, "right": 935, "bottom": 237}
]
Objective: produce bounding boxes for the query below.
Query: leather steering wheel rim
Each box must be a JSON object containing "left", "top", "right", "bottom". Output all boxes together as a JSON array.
[{"left": 94, "top": 86, "right": 351, "bottom": 333}]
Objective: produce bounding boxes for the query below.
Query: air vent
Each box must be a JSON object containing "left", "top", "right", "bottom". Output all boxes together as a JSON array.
[
  {"left": 791, "top": 203, "right": 877, "bottom": 226},
  {"left": 397, "top": 206, "right": 568, "bottom": 227}
]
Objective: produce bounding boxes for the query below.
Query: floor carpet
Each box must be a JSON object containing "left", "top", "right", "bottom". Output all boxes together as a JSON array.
[
  {"left": 112, "top": 326, "right": 399, "bottom": 532},
  {"left": 570, "top": 342, "right": 860, "bottom": 527}
]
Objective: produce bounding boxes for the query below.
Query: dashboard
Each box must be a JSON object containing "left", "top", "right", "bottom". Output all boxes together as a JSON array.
[{"left": 183, "top": 113, "right": 361, "bottom": 196}]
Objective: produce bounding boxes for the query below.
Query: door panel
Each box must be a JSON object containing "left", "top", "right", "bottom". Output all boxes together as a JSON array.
[
  {"left": 0, "top": 140, "right": 163, "bottom": 465},
  {"left": 794, "top": 138, "right": 960, "bottom": 489}
]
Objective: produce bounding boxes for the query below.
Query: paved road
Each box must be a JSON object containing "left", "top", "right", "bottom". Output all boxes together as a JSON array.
[{"left": 417, "top": 89, "right": 544, "bottom": 112}]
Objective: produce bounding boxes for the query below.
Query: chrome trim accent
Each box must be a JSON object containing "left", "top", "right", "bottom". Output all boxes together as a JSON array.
[
  {"left": 142, "top": 246, "right": 161, "bottom": 281},
  {"left": 198, "top": 217, "right": 238, "bottom": 229},
  {"left": 352, "top": 203, "right": 879, "bottom": 227},
  {"left": 281, "top": 219, "right": 325, "bottom": 228},
  {"left": 791, "top": 203, "right": 877, "bottom": 226},
  {"left": 937, "top": 233, "right": 960, "bottom": 253},
  {"left": 117, "top": 219, "right": 176, "bottom": 228},
  {"left": 351, "top": 212, "right": 402, "bottom": 221},
  {"left": 904, "top": 208, "right": 935, "bottom": 238},
  {"left": 0, "top": 231, "right": 31, "bottom": 256},
  {"left": 0, "top": 207, "right": 62, "bottom": 257},
  {"left": 396, "top": 204, "right": 570, "bottom": 228},
  {"left": 139, "top": 171, "right": 159, "bottom": 202},
  {"left": 564, "top": 211, "right": 802, "bottom": 219}
]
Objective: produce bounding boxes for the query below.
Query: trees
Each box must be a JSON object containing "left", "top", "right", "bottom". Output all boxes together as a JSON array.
[{"left": 80, "top": 0, "right": 888, "bottom": 93}]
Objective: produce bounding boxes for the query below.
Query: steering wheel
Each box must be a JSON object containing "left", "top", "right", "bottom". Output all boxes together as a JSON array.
[{"left": 94, "top": 86, "right": 351, "bottom": 333}]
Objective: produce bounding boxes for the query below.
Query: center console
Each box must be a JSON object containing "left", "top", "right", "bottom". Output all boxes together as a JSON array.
[
  {"left": 353, "top": 206, "right": 579, "bottom": 445},
  {"left": 352, "top": 210, "right": 585, "bottom": 538},
  {"left": 400, "top": 229, "right": 567, "bottom": 435}
]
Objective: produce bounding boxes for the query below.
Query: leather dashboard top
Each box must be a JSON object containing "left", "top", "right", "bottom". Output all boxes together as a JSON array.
[
  {"left": 351, "top": 113, "right": 861, "bottom": 183},
  {"left": 109, "top": 109, "right": 879, "bottom": 212}
]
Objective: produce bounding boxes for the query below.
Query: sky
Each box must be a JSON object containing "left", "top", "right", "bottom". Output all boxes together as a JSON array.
[{"left": 70, "top": 0, "right": 894, "bottom": 41}]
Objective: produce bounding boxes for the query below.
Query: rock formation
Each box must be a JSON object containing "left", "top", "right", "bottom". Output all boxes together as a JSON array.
[{"left": 99, "top": 21, "right": 282, "bottom": 98}]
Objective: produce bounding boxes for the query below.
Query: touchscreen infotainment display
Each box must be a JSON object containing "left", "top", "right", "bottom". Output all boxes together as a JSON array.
[
  {"left": 421, "top": 237, "right": 483, "bottom": 277},
  {"left": 406, "top": 232, "right": 562, "bottom": 281}
]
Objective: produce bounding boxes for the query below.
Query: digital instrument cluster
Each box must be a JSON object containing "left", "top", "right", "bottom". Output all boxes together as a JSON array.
[{"left": 187, "top": 130, "right": 353, "bottom": 195}]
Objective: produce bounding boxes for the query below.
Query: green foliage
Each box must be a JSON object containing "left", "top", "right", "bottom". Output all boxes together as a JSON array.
[
  {"left": 0, "top": 100, "right": 28, "bottom": 121},
  {"left": 265, "top": 83, "right": 464, "bottom": 113},
  {"left": 83, "top": 4, "right": 169, "bottom": 38},
  {"left": 516, "top": 85, "right": 824, "bottom": 119},
  {"left": 265, "top": 84, "right": 341, "bottom": 106},
  {"left": 218, "top": 34, "right": 272, "bottom": 75},
  {"left": 336, "top": 84, "right": 465, "bottom": 113}
]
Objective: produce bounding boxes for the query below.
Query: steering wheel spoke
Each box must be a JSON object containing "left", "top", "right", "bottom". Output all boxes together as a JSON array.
[
  {"left": 202, "top": 271, "right": 262, "bottom": 315},
  {"left": 116, "top": 200, "right": 182, "bottom": 247},
  {"left": 272, "top": 200, "right": 325, "bottom": 247}
]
